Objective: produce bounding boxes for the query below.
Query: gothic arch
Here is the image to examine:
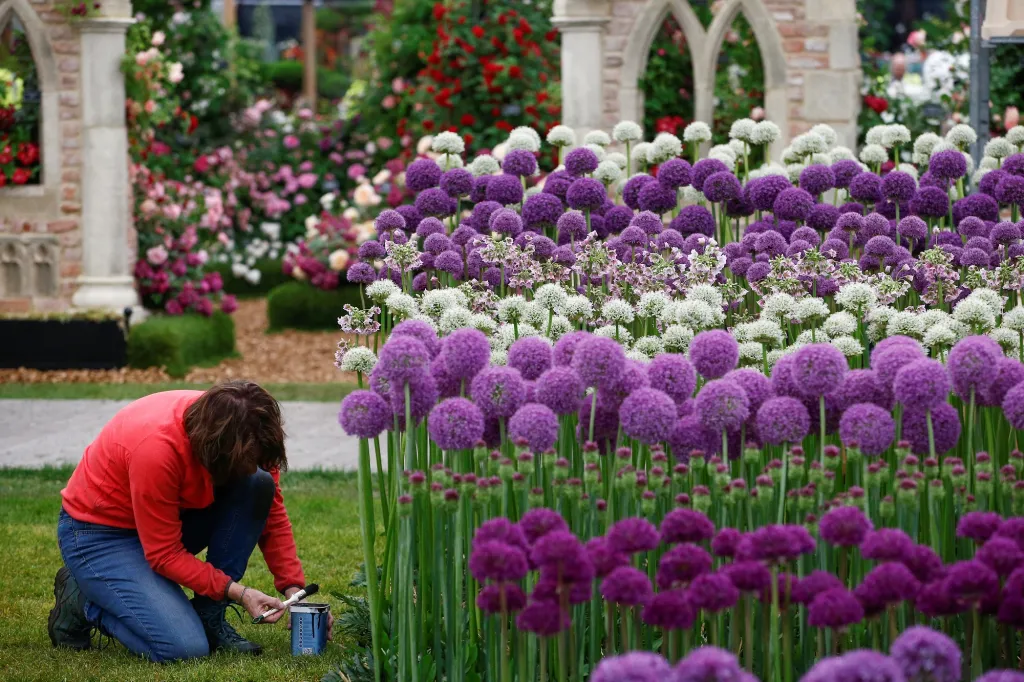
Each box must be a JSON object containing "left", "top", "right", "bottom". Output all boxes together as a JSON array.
[{"left": 618, "top": 0, "right": 710, "bottom": 129}]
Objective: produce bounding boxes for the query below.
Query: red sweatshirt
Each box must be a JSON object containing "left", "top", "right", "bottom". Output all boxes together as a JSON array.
[{"left": 61, "top": 390, "right": 305, "bottom": 600}]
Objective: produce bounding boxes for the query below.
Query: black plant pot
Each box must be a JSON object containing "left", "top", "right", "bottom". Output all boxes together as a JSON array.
[{"left": 0, "top": 318, "right": 128, "bottom": 370}]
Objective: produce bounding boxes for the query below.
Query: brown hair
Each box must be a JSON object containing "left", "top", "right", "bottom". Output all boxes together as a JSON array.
[{"left": 183, "top": 380, "right": 287, "bottom": 484}]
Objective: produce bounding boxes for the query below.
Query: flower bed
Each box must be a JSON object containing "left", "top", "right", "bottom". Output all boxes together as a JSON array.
[{"left": 324, "top": 117, "right": 1024, "bottom": 681}]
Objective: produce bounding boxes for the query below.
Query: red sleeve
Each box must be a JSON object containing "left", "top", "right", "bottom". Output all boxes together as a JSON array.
[
  {"left": 128, "top": 437, "right": 232, "bottom": 600},
  {"left": 259, "top": 469, "right": 306, "bottom": 594}
]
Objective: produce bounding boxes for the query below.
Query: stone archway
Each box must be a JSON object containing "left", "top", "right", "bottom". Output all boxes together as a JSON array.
[{"left": 553, "top": 0, "right": 862, "bottom": 151}]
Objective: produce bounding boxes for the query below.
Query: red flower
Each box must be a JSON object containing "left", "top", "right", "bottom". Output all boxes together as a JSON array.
[
  {"left": 423, "top": 120, "right": 435, "bottom": 131},
  {"left": 463, "top": 133, "right": 474, "bottom": 146},
  {"left": 472, "top": 26, "right": 484, "bottom": 39},
  {"left": 461, "top": 113, "right": 476, "bottom": 126},
  {"left": 12, "top": 167, "right": 30, "bottom": 184},
  {"left": 432, "top": 2, "right": 444, "bottom": 20},
  {"left": 498, "top": 14, "right": 508, "bottom": 25},
  {"left": 0, "top": 171, "right": 6, "bottom": 187},
  {"left": 545, "top": 29, "right": 558, "bottom": 42},
  {"left": 0, "top": 144, "right": 12, "bottom": 165},
  {"left": 194, "top": 155, "right": 210, "bottom": 173},
  {"left": 16, "top": 142, "right": 39, "bottom": 166},
  {"left": 188, "top": 114, "right": 198, "bottom": 134},
  {"left": 509, "top": 65, "right": 522, "bottom": 78},
  {"left": 864, "top": 95, "right": 889, "bottom": 114}
]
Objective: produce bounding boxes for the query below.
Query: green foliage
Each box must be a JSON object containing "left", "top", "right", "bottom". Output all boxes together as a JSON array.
[
  {"left": 266, "top": 281, "right": 363, "bottom": 331},
  {"left": 132, "top": 0, "right": 212, "bottom": 30},
  {"left": 127, "top": 312, "right": 236, "bottom": 378},
  {"left": 319, "top": 69, "right": 351, "bottom": 101},
  {"left": 264, "top": 60, "right": 304, "bottom": 92},
  {"left": 207, "top": 259, "right": 293, "bottom": 298}
]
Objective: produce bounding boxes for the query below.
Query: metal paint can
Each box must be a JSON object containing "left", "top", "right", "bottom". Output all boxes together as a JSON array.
[{"left": 290, "top": 603, "right": 329, "bottom": 656}]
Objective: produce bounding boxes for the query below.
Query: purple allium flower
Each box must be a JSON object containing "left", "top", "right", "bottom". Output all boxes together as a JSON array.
[
  {"left": 945, "top": 559, "right": 1000, "bottom": 605},
  {"left": 386, "top": 371, "right": 438, "bottom": 421},
  {"left": 897, "top": 545, "right": 943, "bottom": 586},
  {"left": 476, "top": 518, "right": 528, "bottom": 551},
  {"left": 670, "top": 204, "right": 716, "bottom": 237},
  {"left": 931, "top": 150, "right": 968, "bottom": 180},
  {"left": 882, "top": 170, "right": 917, "bottom": 202},
  {"left": 865, "top": 235, "right": 897, "bottom": 259},
  {"left": 711, "top": 528, "right": 742, "bottom": 557},
  {"left": 566, "top": 177, "right": 607, "bottom": 211},
  {"left": 530, "top": 578, "right": 592, "bottom": 607},
  {"left": 849, "top": 172, "right": 884, "bottom": 204},
  {"left": 598, "top": 204, "right": 631, "bottom": 234},
  {"left": 901, "top": 404, "right": 961, "bottom": 456},
  {"left": 955, "top": 194, "right": 1001, "bottom": 225},
  {"left": 392, "top": 319, "right": 441, "bottom": 356},
  {"left": 586, "top": 537, "right": 630, "bottom": 578},
  {"left": 578, "top": 394, "right": 621, "bottom": 444},
  {"left": 509, "top": 403, "right": 559, "bottom": 452},
  {"left": 859, "top": 562, "right": 921, "bottom": 605},
  {"left": 980, "top": 169, "right": 1009, "bottom": 198},
  {"left": 897, "top": 215, "right": 928, "bottom": 242},
  {"left": 992, "top": 220, "right": 1022, "bottom": 246},
  {"left": 502, "top": 149, "right": 538, "bottom": 177},
  {"left": 703, "top": 171, "right": 742, "bottom": 204},
  {"left": 521, "top": 192, "right": 564, "bottom": 230},
  {"left": 689, "top": 330, "right": 739, "bottom": 380},
  {"left": 819, "top": 505, "right": 873, "bottom": 547},
  {"left": 661, "top": 508, "right": 715, "bottom": 545},
  {"left": 488, "top": 206, "right": 523, "bottom": 237},
  {"left": 670, "top": 415, "right": 718, "bottom": 459},
  {"left": 470, "top": 540, "right": 529, "bottom": 583},
  {"left": 531, "top": 529, "right": 590, "bottom": 571},
  {"left": 790, "top": 343, "right": 848, "bottom": 398},
  {"left": 476, "top": 583, "right": 527, "bottom": 614},
  {"left": 416, "top": 187, "right": 455, "bottom": 217},
  {"left": 657, "top": 543, "right": 713, "bottom": 589},
  {"left": 740, "top": 525, "right": 807, "bottom": 564},
  {"left": 977, "top": 536, "right": 1024, "bottom": 576},
  {"left": 628, "top": 210, "right": 662, "bottom": 235},
  {"left": 692, "top": 158, "right": 730, "bottom": 194},
  {"left": 688, "top": 572, "right": 739, "bottom": 613},
  {"left": 339, "top": 390, "right": 391, "bottom": 438},
  {"left": 658, "top": 158, "right": 693, "bottom": 190},
  {"left": 377, "top": 335, "right": 432, "bottom": 385},
  {"left": 406, "top": 158, "right": 443, "bottom": 192},
  {"left": 565, "top": 147, "right": 600, "bottom": 177},
  {"left": 749, "top": 175, "right": 793, "bottom": 211},
  {"left": 593, "top": 652, "right": 674, "bottom": 682},
  {"left": 647, "top": 354, "right": 698, "bottom": 405},
  {"left": 601, "top": 566, "right": 654, "bottom": 606},
  {"left": 756, "top": 396, "right": 810, "bottom": 445},
  {"left": 893, "top": 359, "right": 951, "bottom": 412},
  {"left": 620, "top": 225, "right": 649, "bottom": 247},
  {"left": 643, "top": 590, "right": 696, "bottom": 630},
  {"left": 638, "top": 182, "right": 679, "bottom": 214},
  {"left": 695, "top": 379, "right": 750, "bottom": 433},
  {"left": 516, "top": 599, "right": 570, "bottom": 636},
  {"left": 624, "top": 175, "right": 656, "bottom": 210},
  {"left": 556, "top": 210, "right": 588, "bottom": 243},
  {"left": 534, "top": 366, "right": 585, "bottom": 415},
  {"left": 675, "top": 647, "right": 747, "bottom": 682},
  {"left": 441, "top": 328, "right": 491, "bottom": 382},
  {"left": 1004, "top": 382, "right": 1024, "bottom": 429},
  {"left": 572, "top": 335, "right": 626, "bottom": 388},
  {"left": 435, "top": 250, "right": 464, "bottom": 277},
  {"left": 809, "top": 204, "right": 840, "bottom": 232},
  {"left": 471, "top": 175, "right": 492, "bottom": 203},
  {"left": 424, "top": 232, "right": 452, "bottom": 255},
  {"left": 471, "top": 366, "right": 526, "bottom": 419},
  {"left": 620, "top": 388, "right": 677, "bottom": 445},
  {"left": 799, "top": 164, "right": 836, "bottom": 196},
  {"left": 808, "top": 588, "right": 864, "bottom": 630},
  {"left": 486, "top": 173, "right": 525, "bottom": 206},
  {"left": 519, "top": 508, "right": 568, "bottom": 544},
  {"left": 724, "top": 368, "right": 774, "bottom": 414},
  {"left": 821, "top": 238, "right": 850, "bottom": 259},
  {"left": 948, "top": 335, "right": 1001, "bottom": 399},
  {"left": 861, "top": 528, "right": 914, "bottom": 562},
  {"left": 791, "top": 226, "right": 822, "bottom": 247},
  {"left": 916, "top": 580, "right": 964, "bottom": 618},
  {"left": 835, "top": 370, "right": 892, "bottom": 411},
  {"left": 871, "top": 340, "right": 925, "bottom": 386},
  {"left": 911, "top": 186, "right": 952, "bottom": 219},
  {"left": 773, "top": 187, "right": 815, "bottom": 222},
  {"left": 608, "top": 517, "right": 661, "bottom": 554},
  {"left": 957, "top": 511, "right": 1003, "bottom": 544},
  {"left": 506, "top": 337, "right": 553, "bottom": 381},
  {"left": 346, "top": 262, "right": 377, "bottom": 284},
  {"left": 893, "top": 625, "right": 966, "bottom": 682},
  {"left": 831, "top": 160, "right": 862, "bottom": 188},
  {"left": 754, "top": 231, "right": 787, "bottom": 258},
  {"left": 723, "top": 560, "right": 771, "bottom": 593},
  {"left": 427, "top": 397, "right": 485, "bottom": 451},
  {"left": 469, "top": 200, "right": 500, "bottom": 232},
  {"left": 976, "top": 673, "right": 1024, "bottom": 682},
  {"left": 441, "top": 168, "right": 474, "bottom": 198},
  {"left": 791, "top": 570, "right": 844, "bottom": 606},
  {"left": 359, "top": 239, "right": 387, "bottom": 260}
]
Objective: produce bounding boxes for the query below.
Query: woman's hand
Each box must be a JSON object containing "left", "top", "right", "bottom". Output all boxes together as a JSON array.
[
  {"left": 284, "top": 586, "right": 335, "bottom": 640},
  {"left": 241, "top": 587, "right": 286, "bottom": 624}
]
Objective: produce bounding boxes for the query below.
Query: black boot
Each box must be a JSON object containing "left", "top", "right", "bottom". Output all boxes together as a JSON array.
[
  {"left": 191, "top": 595, "right": 263, "bottom": 655},
  {"left": 48, "top": 567, "right": 92, "bottom": 650}
]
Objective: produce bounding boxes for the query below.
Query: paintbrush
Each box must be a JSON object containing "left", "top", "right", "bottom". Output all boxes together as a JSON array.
[{"left": 252, "top": 583, "right": 320, "bottom": 624}]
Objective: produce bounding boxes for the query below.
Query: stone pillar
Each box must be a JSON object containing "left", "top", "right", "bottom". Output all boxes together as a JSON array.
[
  {"left": 302, "top": 0, "right": 317, "bottom": 107},
  {"left": 71, "top": 7, "right": 139, "bottom": 312},
  {"left": 552, "top": 16, "right": 608, "bottom": 138}
]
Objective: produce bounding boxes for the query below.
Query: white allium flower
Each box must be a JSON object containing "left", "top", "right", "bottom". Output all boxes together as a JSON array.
[
  {"left": 886, "top": 310, "right": 925, "bottom": 339},
  {"left": 535, "top": 283, "right": 568, "bottom": 311},
  {"left": 340, "top": 346, "right": 378, "bottom": 374},
  {"left": 990, "top": 327, "right": 1020, "bottom": 356},
  {"left": 367, "top": 279, "right": 400, "bottom": 303},
  {"left": 412, "top": 314, "right": 437, "bottom": 331},
  {"left": 739, "top": 341, "right": 763, "bottom": 365},
  {"left": 508, "top": 132, "right": 540, "bottom": 153},
  {"left": 676, "top": 299, "right": 724, "bottom": 330},
  {"left": 436, "top": 153, "right": 464, "bottom": 169},
  {"left": 831, "top": 335, "right": 863, "bottom": 358},
  {"left": 469, "top": 154, "right": 501, "bottom": 177},
  {"left": 866, "top": 307, "right": 896, "bottom": 342},
  {"left": 1003, "top": 306, "right": 1024, "bottom": 332},
  {"left": 1007, "top": 126, "right": 1024, "bottom": 147},
  {"left": 490, "top": 349, "right": 508, "bottom": 366},
  {"left": 794, "top": 297, "right": 830, "bottom": 324},
  {"left": 637, "top": 291, "right": 671, "bottom": 319},
  {"left": 946, "top": 124, "right": 978, "bottom": 150},
  {"left": 546, "top": 125, "right": 576, "bottom": 147},
  {"left": 613, "top": 120, "right": 644, "bottom": 143},
  {"left": 421, "top": 289, "right": 460, "bottom": 318},
  {"left": 470, "top": 313, "right": 498, "bottom": 335},
  {"left": 830, "top": 146, "right": 857, "bottom": 163},
  {"left": 729, "top": 139, "right": 748, "bottom": 157},
  {"left": 823, "top": 311, "right": 857, "bottom": 338},
  {"left": 796, "top": 330, "right": 828, "bottom": 345},
  {"left": 631, "top": 143, "right": 653, "bottom": 169},
  {"left": 885, "top": 124, "right": 912, "bottom": 148},
  {"left": 497, "top": 295, "right": 528, "bottom": 323},
  {"left": 811, "top": 153, "right": 833, "bottom": 166},
  {"left": 765, "top": 349, "right": 786, "bottom": 370},
  {"left": 786, "top": 163, "right": 806, "bottom": 184},
  {"left": 980, "top": 156, "right": 1000, "bottom": 171},
  {"left": 865, "top": 126, "right": 888, "bottom": 147},
  {"left": 808, "top": 124, "right": 838, "bottom": 149},
  {"left": 918, "top": 309, "right": 951, "bottom": 328},
  {"left": 750, "top": 121, "right": 781, "bottom": 146},
  {"left": 602, "top": 298, "right": 636, "bottom": 325},
  {"left": 736, "top": 319, "right": 785, "bottom": 348},
  {"left": 431, "top": 131, "right": 465, "bottom": 156},
  {"left": 523, "top": 302, "right": 546, "bottom": 328},
  {"left": 626, "top": 349, "right": 650, "bottom": 363},
  {"left": 836, "top": 283, "right": 878, "bottom": 312},
  {"left": 385, "top": 292, "right": 417, "bottom": 320},
  {"left": 952, "top": 298, "right": 996, "bottom": 332},
  {"left": 913, "top": 133, "right": 942, "bottom": 158},
  {"left": 972, "top": 168, "right": 991, "bottom": 186},
  {"left": 729, "top": 118, "right": 757, "bottom": 142},
  {"left": 547, "top": 315, "right": 572, "bottom": 340},
  {"left": 585, "top": 143, "right": 607, "bottom": 162},
  {"left": 711, "top": 144, "right": 738, "bottom": 162},
  {"left": 710, "top": 151, "right": 737, "bottom": 170},
  {"left": 438, "top": 306, "right": 473, "bottom": 334},
  {"left": 762, "top": 293, "right": 796, "bottom": 322},
  {"left": 594, "top": 160, "right": 623, "bottom": 185},
  {"left": 923, "top": 323, "right": 958, "bottom": 351},
  {"left": 561, "top": 295, "right": 594, "bottom": 322},
  {"left": 897, "top": 163, "right": 920, "bottom": 180},
  {"left": 683, "top": 121, "right": 713, "bottom": 144},
  {"left": 633, "top": 336, "right": 665, "bottom": 358},
  {"left": 964, "top": 152, "right": 975, "bottom": 178},
  {"left": 594, "top": 324, "right": 632, "bottom": 344},
  {"left": 511, "top": 125, "right": 541, "bottom": 148},
  {"left": 681, "top": 186, "right": 705, "bottom": 204},
  {"left": 781, "top": 146, "right": 802, "bottom": 165},
  {"left": 606, "top": 152, "right": 628, "bottom": 170},
  {"left": 793, "top": 132, "right": 827, "bottom": 157},
  {"left": 967, "top": 288, "right": 1005, "bottom": 319},
  {"left": 524, "top": 186, "right": 542, "bottom": 199},
  {"left": 584, "top": 130, "right": 612, "bottom": 147},
  {"left": 859, "top": 144, "right": 889, "bottom": 166},
  {"left": 687, "top": 284, "right": 724, "bottom": 310},
  {"left": 662, "top": 325, "right": 694, "bottom": 353},
  {"left": 985, "top": 137, "right": 1015, "bottom": 159},
  {"left": 650, "top": 132, "right": 683, "bottom": 164},
  {"left": 930, "top": 140, "right": 957, "bottom": 158},
  {"left": 757, "top": 162, "right": 789, "bottom": 177}
]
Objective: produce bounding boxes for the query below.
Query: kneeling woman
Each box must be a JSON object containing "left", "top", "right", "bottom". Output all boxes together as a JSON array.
[{"left": 49, "top": 381, "right": 329, "bottom": 662}]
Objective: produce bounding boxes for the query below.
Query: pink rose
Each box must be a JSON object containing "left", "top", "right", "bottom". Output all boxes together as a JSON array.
[
  {"left": 907, "top": 29, "right": 926, "bottom": 49},
  {"left": 146, "top": 245, "right": 169, "bottom": 266},
  {"left": 392, "top": 77, "right": 405, "bottom": 94},
  {"left": 144, "top": 100, "right": 157, "bottom": 114},
  {"left": 284, "top": 135, "right": 300, "bottom": 150},
  {"left": 295, "top": 194, "right": 308, "bottom": 205},
  {"left": 221, "top": 294, "right": 238, "bottom": 314},
  {"left": 377, "top": 137, "right": 393, "bottom": 151},
  {"left": 382, "top": 95, "right": 397, "bottom": 110},
  {"left": 165, "top": 299, "right": 183, "bottom": 315}
]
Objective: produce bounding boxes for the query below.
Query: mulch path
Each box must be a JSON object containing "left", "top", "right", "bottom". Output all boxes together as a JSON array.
[{"left": 0, "top": 300, "right": 356, "bottom": 385}]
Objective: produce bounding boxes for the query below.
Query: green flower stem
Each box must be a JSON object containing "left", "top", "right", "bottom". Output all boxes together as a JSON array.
[{"left": 357, "top": 438, "right": 382, "bottom": 682}]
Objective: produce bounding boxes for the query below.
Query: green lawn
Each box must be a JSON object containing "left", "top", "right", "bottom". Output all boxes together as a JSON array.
[
  {"left": 0, "top": 467, "right": 365, "bottom": 682},
  {"left": 0, "top": 383, "right": 356, "bottom": 402}
]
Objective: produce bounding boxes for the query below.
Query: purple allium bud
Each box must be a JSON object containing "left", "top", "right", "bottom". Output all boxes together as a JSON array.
[
  {"left": 470, "top": 540, "right": 529, "bottom": 583},
  {"left": 476, "top": 583, "right": 527, "bottom": 614},
  {"left": 689, "top": 330, "right": 739, "bottom": 380},
  {"left": 948, "top": 335, "right": 1001, "bottom": 400},
  {"left": 711, "top": 528, "right": 742, "bottom": 557},
  {"left": 572, "top": 335, "right": 626, "bottom": 388},
  {"left": 565, "top": 147, "right": 600, "bottom": 177},
  {"left": 593, "top": 652, "right": 674, "bottom": 682},
  {"left": 790, "top": 343, "right": 848, "bottom": 398},
  {"left": 608, "top": 517, "right": 661, "bottom": 555},
  {"left": 471, "top": 366, "right": 526, "bottom": 419},
  {"left": 586, "top": 537, "right": 630, "bottom": 578},
  {"left": 773, "top": 187, "right": 815, "bottom": 222},
  {"left": 957, "top": 511, "right": 1003, "bottom": 544},
  {"left": 808, "top": 587, "right": 864, "bottom": 630},
  {"left": 427, "top": 397, "right": 485, "bottom": 451},
  {"left": 516, "top": 599, "right": 570, "bottom": 637},
  {"left": 601, "top": 566, "right": 653, "bottom": 606},
  {"left": 695, "top": 379, "right": 750, "bottom": 433},
  {"left": 893, "top": 359, "right": 950, "bottom": 413},
  {"left": 377, "top": 335, "right": 432, "bottom": 385},
  {"left": 861, "top": 528, "right": 914, "bottom": 562},
  {"left": 756, "top": 396, "right": 811, "bottom": 445},
  {"left": 339, "top": 390, "right": 392, "bottom": 438},
  {"left": 519, "top": 508, "right": 568, "bottom": 544},
  {"left": 931, "top": 150, "right": 968, "bottom": 180},
  {"left": 675, "top": 646, "right": 745, "bottom": 682},
  {"left": 819, "top": 505, "right": 873, "bottom": 547},
  {"left": 838, "top": 403, "right": 895, "bottom": 457},
  {"left": 486, "top": 174, "right": 525, "bottom": 206},
  {"left": 945, "top": 559, "right": 1000, "bottom": 605},
  {"left": 657, "top": 543, "right": 712, "bottom": 589},
  {"left": 687, "top": 572, "right": 739, "bottom": 613}
]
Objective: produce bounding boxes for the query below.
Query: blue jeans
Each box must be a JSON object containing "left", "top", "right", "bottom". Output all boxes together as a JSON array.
[{"left": 56, "top": 469, "right": 276, "bottom": 662}]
